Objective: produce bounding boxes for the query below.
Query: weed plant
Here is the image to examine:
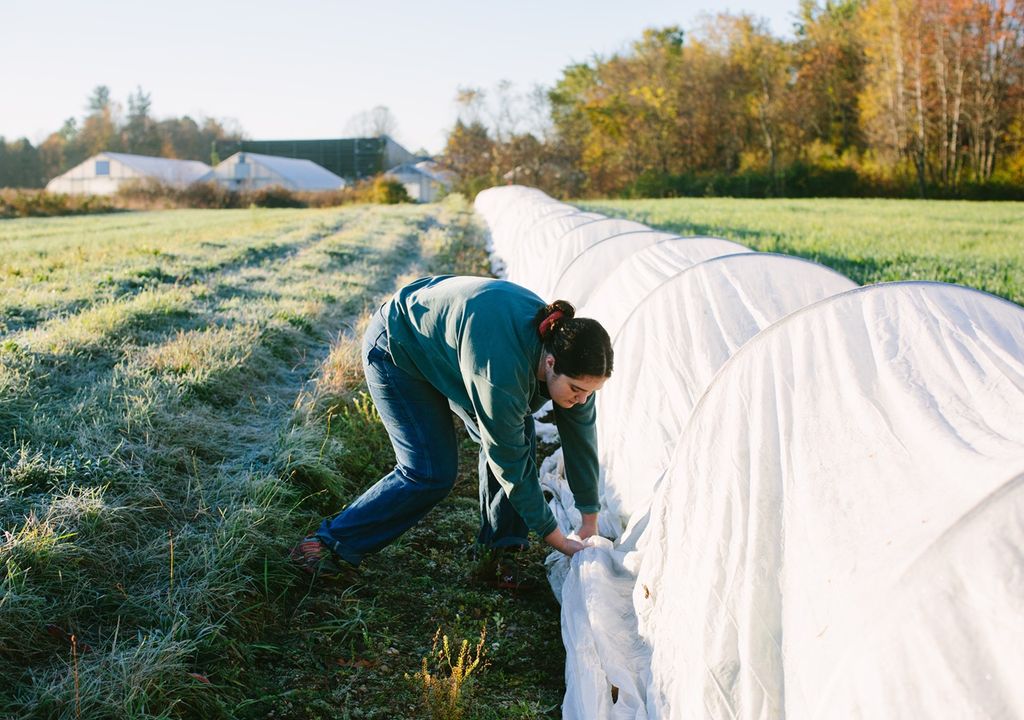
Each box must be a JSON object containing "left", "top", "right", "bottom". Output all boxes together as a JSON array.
[
  {"left": 412, "top": 625, "right": 488, "bottom": 720},
  {"left": 0, "top": 173, "right": 415, "bottom": 219},
  {"left": 114, "top": 177, "right": 412, "bottom": 213}
]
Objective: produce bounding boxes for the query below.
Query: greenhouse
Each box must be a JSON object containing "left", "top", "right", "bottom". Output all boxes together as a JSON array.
[
  {"left": 45, "top": 152, "right": 212, "bottom": 195},
  {"left": 206, "top": 152, "right": 346, "bottom": 191}
]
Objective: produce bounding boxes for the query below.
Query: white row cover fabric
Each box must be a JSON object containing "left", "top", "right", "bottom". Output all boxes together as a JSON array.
[
  {"left": 553, "top": 230, "right": 681, "bottom": 307},
  {"left": 506, "top": 211, "right": 604, "bottom": 292},
  {"left": 472, "top": 186, "right": 1024, "bottom": 720},
  {"left": 636, "top": 282, "right": 1024, "bottom": 720},
  {"left": 548, "top": 252, "right": 856, "bottom": 720},
  {"left": 533, "top": 218, "right": 651, "bottom": 299},
  {"left": 597, "top": 252, "right": 857, "bottom": 533},
  {"left": 582, "top": 236, "right": 748, "bottom": 340}
]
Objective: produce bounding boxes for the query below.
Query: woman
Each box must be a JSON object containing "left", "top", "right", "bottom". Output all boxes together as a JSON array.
[{"left": 291, "top": 274, "right": 613, "bottom": 581}]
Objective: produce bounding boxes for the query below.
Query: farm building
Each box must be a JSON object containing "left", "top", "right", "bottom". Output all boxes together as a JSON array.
[
  {"left": 215, "top": 135, "right": 416, "bottom": 180},
  {"left": 46, "top": 152, "right": 212, "bottom": 195},
  {"left": 206, "top": 152, "right": 345, "bottom": 191},
  {"left": 385, "top": 160, "right": 454, "bottom": 202}
]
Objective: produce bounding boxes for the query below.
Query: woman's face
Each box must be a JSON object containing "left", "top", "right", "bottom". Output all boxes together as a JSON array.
[{"left": 541, "top": 354, "right": 607, "bottom": 409}]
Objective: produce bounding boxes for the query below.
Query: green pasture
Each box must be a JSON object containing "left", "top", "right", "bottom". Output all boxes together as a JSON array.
[{"left": 580, "top": 197, "right": 1024, "bottom": 306}]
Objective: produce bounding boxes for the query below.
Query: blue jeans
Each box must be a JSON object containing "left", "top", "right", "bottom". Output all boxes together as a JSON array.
[{"left": 316, "top": 306, "right": 532, "bottom": 566}]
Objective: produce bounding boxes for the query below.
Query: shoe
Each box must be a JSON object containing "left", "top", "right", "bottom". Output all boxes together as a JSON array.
[{"left": 289, "top": 536, "right": 351, "bottom": 579}]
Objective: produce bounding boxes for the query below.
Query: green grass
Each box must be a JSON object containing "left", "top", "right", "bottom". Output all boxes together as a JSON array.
[{"left": 578, "top": 197, "right": 1024, "bottom": 306}]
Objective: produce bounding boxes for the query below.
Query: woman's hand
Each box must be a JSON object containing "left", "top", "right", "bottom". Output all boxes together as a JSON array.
[
  {"left": 578, "top": 513, "right": 598, "bottom": 541},
  {"left": 544, "top": 528, "right": 588, "bottom": 557}
]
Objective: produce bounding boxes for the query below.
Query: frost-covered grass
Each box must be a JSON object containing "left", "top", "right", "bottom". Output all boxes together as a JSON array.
[
  {"left": 0, "top": 201, "right": 429, "bottom": 717},
  {"left": 0, "top": 208, "right": 344, "bottom": 335},
  {"left": 1, "top": 196, "right": 565, "bottom": 720},
  {"left": 580, "top": 197, "right": 1024, "bottom": 305}
]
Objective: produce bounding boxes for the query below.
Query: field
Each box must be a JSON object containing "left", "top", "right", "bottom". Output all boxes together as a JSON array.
[
  {"left": 0, "top": 198, "right": 565, "bottom": 719},
  {"left": 581, "top": 197, "right": 1024, "bottom": 306},
  {"left": 1, "top": 196, "right": 1022, "bottom": 719}
]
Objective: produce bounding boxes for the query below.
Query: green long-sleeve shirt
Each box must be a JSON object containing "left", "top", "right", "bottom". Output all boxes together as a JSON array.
[{"left": 384, "top": 275, "right": 600, "bottom": 538}]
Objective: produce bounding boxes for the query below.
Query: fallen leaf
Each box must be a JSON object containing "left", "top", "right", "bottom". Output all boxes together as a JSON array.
[{"left": 188, "top": 673, "right": 211, "bottom": 684}]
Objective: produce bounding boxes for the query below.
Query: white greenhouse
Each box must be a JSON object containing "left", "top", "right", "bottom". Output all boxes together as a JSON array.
[
  {"left": 45, "top": 152, "right": 212, "bottom": 195},
  {"left": 474, "top": 185, "right": 1024, "bottom": 720},
  {"left": 206, "top": 152, "right": 346, "bottom": 191},
  {"left": 385, "top": 160, "right": 454, "bottom": 202}
]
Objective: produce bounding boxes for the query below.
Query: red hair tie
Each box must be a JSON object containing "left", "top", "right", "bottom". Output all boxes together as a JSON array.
[{"left": 538, "top": 310, "right": 564, "bottom": 337}]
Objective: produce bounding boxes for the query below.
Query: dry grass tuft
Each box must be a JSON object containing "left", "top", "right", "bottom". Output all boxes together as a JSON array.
[{"left": 313, "top": 314, "right": 372, "bottom": 405}]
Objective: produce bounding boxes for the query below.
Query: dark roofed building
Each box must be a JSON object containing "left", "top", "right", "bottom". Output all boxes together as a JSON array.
[{"left": 215, "top": 136, "right": 417, "bottom": 181}]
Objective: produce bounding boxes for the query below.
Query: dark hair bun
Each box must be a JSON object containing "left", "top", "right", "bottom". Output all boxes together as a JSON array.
[
  {"left": 535, "top": 300, "right": 576, "bottom": 342},
  {"left": 534, "top": 300, "right": 613, "bottom": 378}
]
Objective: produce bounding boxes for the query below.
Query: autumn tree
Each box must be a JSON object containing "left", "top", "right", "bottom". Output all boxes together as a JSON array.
[
  {"left": 442, "top": 119, "right": 495, "bottom": 196},
  {"left": 122, "top": 86, "right": 162, "bottom": 156},
  {"left": 710, "top": 15, "right": 793, "bottom": 187},
  {"left": 960, "top": 0, "right": 1024, "bottom": 183},
  {"left": 443, "top": 81, "right": 577, "bottom": 197},
  {"left": 859, "top": 0, "right": 1024, "bottom": 193},
  {"left": 792, "top": 0, "right": 866, "bottom": 155},
  {"left": 26, "top": 88, "right": 244, "bottom": 183},
  {"left": 78, "top": 85, "right": 121, "bottom": 157},
  {"left": 546, "top": 28, "right": 691, "bottom": 194},
  {"left": 674, "top": 28, "right": 748, "bottom": 174},
  {"left": 38, "top": 118, "right": 82, "bottom": 183}
]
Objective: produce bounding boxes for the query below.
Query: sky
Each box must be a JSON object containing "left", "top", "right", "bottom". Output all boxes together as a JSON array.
[{"left": 3, "top": 0, "right": 801, "bottom": 155}]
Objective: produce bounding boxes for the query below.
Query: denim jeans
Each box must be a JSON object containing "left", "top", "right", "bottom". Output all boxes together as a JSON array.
[{"left": 316, "top": 306, "right": 532, "bottom": 566}]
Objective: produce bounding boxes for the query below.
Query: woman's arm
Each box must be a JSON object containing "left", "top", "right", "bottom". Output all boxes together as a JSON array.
[
  {"left": 554, "top": 394, "right": 602, "bottom": 529},
  {"left": 467, "top": 376, "right": 561, "bottom": 539},
  {"left": 577, "top": 512, "right": 598, "bottom": 541}
]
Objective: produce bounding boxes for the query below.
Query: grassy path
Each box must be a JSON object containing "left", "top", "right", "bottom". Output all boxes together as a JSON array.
[
  {"left": 2, "top": 199, "right": 567, "bottom": 719},
  {"left": 245, "top": 203, "right": 566, "bottom": 720}
]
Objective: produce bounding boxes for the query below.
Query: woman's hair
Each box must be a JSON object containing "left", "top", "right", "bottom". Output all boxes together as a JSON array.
[{"left": 533, "top": 300, "right": 614, "bottom": 378}]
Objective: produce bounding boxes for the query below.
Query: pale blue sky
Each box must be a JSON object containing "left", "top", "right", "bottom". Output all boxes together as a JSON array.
[{"left": 4, "top": 0, "right": 801, "bottom": 154}]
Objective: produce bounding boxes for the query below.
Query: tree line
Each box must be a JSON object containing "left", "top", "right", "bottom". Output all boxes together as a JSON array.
[
  {"left": 443, "top": 0, "right": 1024, "bottom": 199},
  {"left": 0, "top": 85, "right": 243, "bottom": 189}
]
